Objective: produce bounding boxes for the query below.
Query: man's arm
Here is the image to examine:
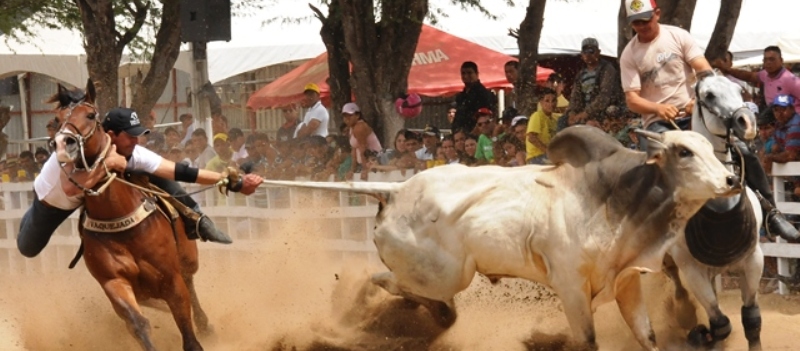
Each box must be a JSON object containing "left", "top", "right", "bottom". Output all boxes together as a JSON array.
[
  {"left": 584, "top": 66, "right": 618, "bottom": 119},
  {"left": 296, "top": 119, "right": 321, "bottom": 138},
  {"left": 566, "top": 73, "right": 585, "bottom": 118},
  {"left": 712, "top": 60, "right": 758, "bottom": 85},
  {"left": 526, "top": 132, "right": 548, "bottom": 153},
  {"left": 151, "top": 157, "right": 263, "bottom": 194},
  {"left": 625, "top": 91, "right": 679, "bottom": 120}
]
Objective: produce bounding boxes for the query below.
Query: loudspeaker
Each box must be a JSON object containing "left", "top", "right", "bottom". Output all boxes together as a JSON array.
[{"left": 180, "top": 0, "right": 231, "bottom": 43}]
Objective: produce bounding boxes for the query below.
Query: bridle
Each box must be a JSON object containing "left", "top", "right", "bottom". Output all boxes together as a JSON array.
[
  {"left": 55, "top": 100, "right": 116, "bottom": 196},
  {"left": 692, "top": 78, "right": 748, "bottom": 188}
]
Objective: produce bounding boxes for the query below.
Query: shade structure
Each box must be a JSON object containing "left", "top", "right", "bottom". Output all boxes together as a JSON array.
[{"left": 247, "top": 25, "right": 554, "bottom": 109}]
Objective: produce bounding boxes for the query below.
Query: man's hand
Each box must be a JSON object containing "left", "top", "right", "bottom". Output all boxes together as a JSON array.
[
  {"left": 655, "top": 103, "right": 680, "bottom": 120},
  {"left": 105, "top": 145, "right": 127, "bottom": 172},
  {"left": 685, "top": 98, "right": 696, "bottom": 116},
  {"left": 239, "top": 173, "right": 263, "bottom": 195}
]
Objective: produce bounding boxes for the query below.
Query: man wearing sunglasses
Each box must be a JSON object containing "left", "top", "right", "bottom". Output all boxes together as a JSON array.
[{"left": 620, "top": 0, "right": 799, "bottom": 240}]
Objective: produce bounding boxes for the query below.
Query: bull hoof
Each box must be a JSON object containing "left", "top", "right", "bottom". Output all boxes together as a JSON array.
[{"left": 687, "top": 325, "right": 713, "bottom": 347}]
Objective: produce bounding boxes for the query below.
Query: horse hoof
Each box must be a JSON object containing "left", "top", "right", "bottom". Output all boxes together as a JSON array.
[
  {"left": 687, "top": 325, "right": 713, "bottom": 347},
  {"left": 197, "top": 323, "right": 215, "bottom": 336}
]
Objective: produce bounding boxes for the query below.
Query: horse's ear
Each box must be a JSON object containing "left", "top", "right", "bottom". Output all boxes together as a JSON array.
[
  {"left": 85, "top": 79, "right": 96, "bottom": 104},
  {"left": 53, "top": 83, "right": 72, "bottom": 107}
]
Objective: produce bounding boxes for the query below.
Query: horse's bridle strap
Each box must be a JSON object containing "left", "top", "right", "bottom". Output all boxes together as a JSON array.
[{"left": 83, "top": 198, "right": 157, "bottom": 233}]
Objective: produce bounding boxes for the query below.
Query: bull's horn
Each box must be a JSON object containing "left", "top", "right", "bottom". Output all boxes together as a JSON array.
[{"left": 634, "top": 129, "right": 664, "bottom": 142}]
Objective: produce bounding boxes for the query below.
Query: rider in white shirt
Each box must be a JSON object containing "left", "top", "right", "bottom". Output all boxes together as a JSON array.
[{"left": 18, "top": 107, "right": 264, "bottom": 258}]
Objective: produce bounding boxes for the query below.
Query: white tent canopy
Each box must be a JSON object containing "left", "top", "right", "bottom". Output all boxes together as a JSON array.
[{"left": 0, "top": 26, "right": 89, "bottom": 87}]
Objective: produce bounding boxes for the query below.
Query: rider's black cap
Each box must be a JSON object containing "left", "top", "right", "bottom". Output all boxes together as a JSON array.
[{"left": 102, "top": 108, "right": 150, "bottom": 137}]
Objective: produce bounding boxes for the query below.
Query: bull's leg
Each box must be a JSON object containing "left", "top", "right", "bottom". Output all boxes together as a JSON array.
[
  {"left": 614, "top": 271, "right": 658, "bottom": 351},
  {"left": 556, "top": 282, "right": 597, "bottom": 350},
  {"left": 663, "top": 255, "right": 698, "bottom": 329},
  {"left": 677, "top": 264, "right": 731, "bottom": 347},
  {"left": 164, "top": 274, "right": 204, "bottom": 351},
  {"left": 738, "top": 251, "right": 764, "bottom": 351},
  {"left": 101, "top": 278, "right": 157, "bottom": 351}
]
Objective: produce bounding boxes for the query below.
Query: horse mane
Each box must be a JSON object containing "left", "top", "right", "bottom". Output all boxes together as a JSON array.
[{"left": 47, "top": 85, "right": 87, "bottom": 109}]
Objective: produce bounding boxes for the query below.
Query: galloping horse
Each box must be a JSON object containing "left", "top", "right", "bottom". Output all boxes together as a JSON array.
[
  {"left": 52, "top": 80, "right": 211, "bottom": 351},
  {"left": 664, "top": 75, "right": 764, "bottom": 350}
]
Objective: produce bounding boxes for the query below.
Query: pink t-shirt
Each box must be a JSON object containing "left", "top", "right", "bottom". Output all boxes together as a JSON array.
[
  {"left": 620, "top": 24, "right": 705, "bottom": 127},
  {"left": 757, "top": 68, "right": 800, "bottom": 110}
]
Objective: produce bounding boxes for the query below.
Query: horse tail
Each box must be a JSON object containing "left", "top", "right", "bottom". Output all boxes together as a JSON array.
[{"left": 260, "top": 180, "right": 400, "bottom": 195}]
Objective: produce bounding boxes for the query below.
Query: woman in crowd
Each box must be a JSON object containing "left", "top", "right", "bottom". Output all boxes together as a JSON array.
[{"left": 341, "top": 102, "right": 382, "bottom": 180}]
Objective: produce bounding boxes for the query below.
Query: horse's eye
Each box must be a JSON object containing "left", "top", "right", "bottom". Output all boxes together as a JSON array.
[
  {"left": 88, "top": 113, "right": 96, "bottom": 120},
  {"left": 679, "top": 148, "right": 694, "bottom": 158}
]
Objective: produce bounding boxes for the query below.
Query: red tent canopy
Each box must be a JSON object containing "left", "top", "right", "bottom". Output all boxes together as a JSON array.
[{"left": 247, "top": 25, "right": 554, "bottom": 109}]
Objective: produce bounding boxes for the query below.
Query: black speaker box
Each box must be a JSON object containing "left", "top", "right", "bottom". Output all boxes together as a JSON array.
[{"left": 180, "top": 0, "right": 231, "bottom": 43}]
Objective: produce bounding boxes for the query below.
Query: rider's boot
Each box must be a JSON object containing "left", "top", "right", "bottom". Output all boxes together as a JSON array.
[
  {"left": 755, "top": 190, "right": 799, "bottom": 241},
  {"left": 184, "top": 210, "right": 233, "bottom": 244},
  {"left": 734, "top": 139, "right": 800, "bottom": 241}
]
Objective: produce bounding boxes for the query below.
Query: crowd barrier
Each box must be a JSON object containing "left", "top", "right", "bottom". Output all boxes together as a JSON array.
[{"left": 2, "top": 166, "right": 799, "bottom": 295}]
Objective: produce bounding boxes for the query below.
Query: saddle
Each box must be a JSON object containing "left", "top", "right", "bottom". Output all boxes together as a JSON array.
[{"left": 70, "top": 174, "right": 188, "bottom": 268}]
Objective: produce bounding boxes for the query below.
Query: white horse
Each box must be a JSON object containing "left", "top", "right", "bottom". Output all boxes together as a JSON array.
[{"left": 664, "top": 75, "right": 764, "bottom": 351}]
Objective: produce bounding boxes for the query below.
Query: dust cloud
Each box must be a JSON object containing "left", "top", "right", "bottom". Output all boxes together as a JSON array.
[{"left": 2, "top": 208, "right": 799, "bottom": 350}]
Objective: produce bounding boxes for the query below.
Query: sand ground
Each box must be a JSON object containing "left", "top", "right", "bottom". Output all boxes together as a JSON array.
[{"left": 2, "top": 224, "right": 799, "bottom": 351}]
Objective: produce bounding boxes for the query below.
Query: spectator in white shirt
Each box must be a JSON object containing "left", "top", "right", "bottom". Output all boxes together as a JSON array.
[{"left": 294, "top": 83, "right": 330, "bottom": 138}]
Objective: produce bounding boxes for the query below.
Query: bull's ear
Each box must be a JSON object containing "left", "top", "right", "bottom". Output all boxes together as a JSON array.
[{"left": 635, "top": 129, "right": 667, "bottom": 165}]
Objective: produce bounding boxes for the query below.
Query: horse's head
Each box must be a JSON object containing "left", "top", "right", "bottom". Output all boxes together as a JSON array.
[
  {"left": 694, "top": 75, "right": 757, "bottom": 141},
  {"left": 51, "top": 79, "right": 101, "bottom": 166}
]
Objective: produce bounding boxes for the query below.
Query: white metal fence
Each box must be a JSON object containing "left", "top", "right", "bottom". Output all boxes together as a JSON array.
[{"left": 2, "top": 166, "right": 800, "bottom": 294}]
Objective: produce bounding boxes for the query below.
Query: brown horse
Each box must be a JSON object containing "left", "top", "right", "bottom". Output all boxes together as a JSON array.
[{"left": 52, "top": 80, "right": 210, "bottom": 351}]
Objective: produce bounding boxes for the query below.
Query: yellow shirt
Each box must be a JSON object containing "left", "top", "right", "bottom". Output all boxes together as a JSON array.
[{"left": 526, "top": 109, "right": 561, "bottom": 160}]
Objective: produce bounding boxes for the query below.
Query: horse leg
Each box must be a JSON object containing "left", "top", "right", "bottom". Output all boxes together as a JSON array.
[
  {"left": 102, "top": 278, "right": 157, "bottom": 351},
  {"left": 738, "top": 250, "right": 764, "bottom": 351},
  {"left": 184, "top": 273, "right": 213, "bottom": 335},
  {"left": 677, "top": 264, "right": 731, "bottom": 347},
  {"left": 663, "top": 254, "right": 698, "bottom": 329},
  {"left": 164, "top": 274, "right": 203, "bottom": 351}
]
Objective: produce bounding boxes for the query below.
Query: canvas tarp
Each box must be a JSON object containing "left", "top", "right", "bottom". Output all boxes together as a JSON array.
[{"left": 247, "top": 25, "right": 554, "bottom": 109}]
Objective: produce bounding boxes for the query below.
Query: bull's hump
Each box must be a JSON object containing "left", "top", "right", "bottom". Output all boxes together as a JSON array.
[{"left": 548, "top": 125, "right": 634, "bottom": 168}]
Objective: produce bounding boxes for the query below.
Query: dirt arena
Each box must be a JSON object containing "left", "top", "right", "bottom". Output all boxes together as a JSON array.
[{"left": 2, "top": 219, "right": 800, "bottom": 351}]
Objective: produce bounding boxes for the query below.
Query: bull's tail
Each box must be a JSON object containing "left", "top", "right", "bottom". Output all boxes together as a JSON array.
[{"left": 260, "top": 180, "right": 400, "bottom": 195}]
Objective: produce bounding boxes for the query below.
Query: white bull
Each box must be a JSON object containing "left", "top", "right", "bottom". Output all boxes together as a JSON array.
[{"left": 263, "top": 126, "right": 739, "bottom": 350}]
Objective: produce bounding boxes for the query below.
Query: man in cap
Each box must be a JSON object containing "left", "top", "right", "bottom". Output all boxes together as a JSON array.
[
  {"left": 620, "top": 0, "right": 799, "bottom": 240},
  {"left": 205, "top": 133, "right": 235, "bottom": 173},
  {"left": 416, "top": 125, "right": 440, "bottom": 161},
  {"left": 17, "top": 108, "right": 264, "bottom": 259},
  {"left": 764, "top": 95, "right": 800, "bottom": 167},
  {"left": 566, "top": 37, "right": 624, "bottom": 126},
  {"left": 294, "top": 83, "right": 330, "bottom": 138}
]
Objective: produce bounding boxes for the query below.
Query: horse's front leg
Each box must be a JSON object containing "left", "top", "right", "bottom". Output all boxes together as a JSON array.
[
  {"left": 673, "top": 257, "right": 731, "bottom": 347},
  {"left": 738, "top": 249, "right": 764, "bottom": 351},
  {"left": 101, "top": 278, "right": 157, "bottom": 351},
  {"left": 164, "top": 274, "right": 203, "bottom": 351}
]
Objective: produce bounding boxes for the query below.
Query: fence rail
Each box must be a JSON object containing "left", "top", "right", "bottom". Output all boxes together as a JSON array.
[{"left": 2, "top": 166, "right": 799, "bottom": 295}]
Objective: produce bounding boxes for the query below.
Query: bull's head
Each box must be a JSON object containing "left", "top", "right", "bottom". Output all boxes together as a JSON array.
[{"left": 637, "top": 129, "right": 740, "bottom": 199}]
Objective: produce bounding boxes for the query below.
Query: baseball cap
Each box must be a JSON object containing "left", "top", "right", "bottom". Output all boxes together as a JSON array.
[
  {"left": 625, "top": 0, "right": 657, "bottom": 23},
  {"left": 511, "top": 115, "right": 529, "bottom": 127},
  {"left": 102, "top": 108, "right": 149, "bottom": 136},
  {"left": 773, "top": 95, "right": 795, "bottom": 107},
  {"left": 423, "top": 125, "right": 441, "bottom": 137},
  {"left": 581, "top": 38, "right": 599, "bottom": 53},
  {"left": 303, "top": 83, "right": 320, "bottom": 94},
  {"left": 342, "top": 102, "right": 360, "bottom": 114},
  {"left": 213, "top": 133, "right": 229, "bottom": 143},
  {"left": 475, "top": 107, "right": 493, "bottom": 117}
]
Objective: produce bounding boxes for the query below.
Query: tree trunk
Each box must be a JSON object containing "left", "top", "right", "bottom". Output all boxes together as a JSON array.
[
  {"left": 130, "top": 0, "right": 182, "bottom": 117},
  {"left": 656, "top": 0, "right": 696, "bottom": 31},
  {"left": 704, "top": 0, "right": 743, "bottom": 62},
  {"left": 515, "top": 0, "right": 547, "bottom": 117},
  {"left": 339, "top": 0, "right": 428, "bottom": 143},
  {"left": 75, "top": 0, "right": 123, "bottom": 112},
  {"left": 311, "top": 1, "right": 351, "bottom": 129},
  {"left": 617, "top": 0, "right": 633, "bottom": 57}
]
